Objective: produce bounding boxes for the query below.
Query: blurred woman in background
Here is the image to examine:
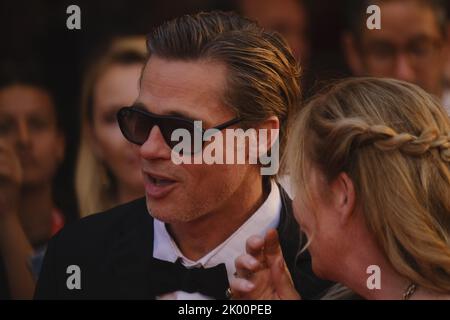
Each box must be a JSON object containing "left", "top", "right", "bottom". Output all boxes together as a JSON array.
[
  {"left": 76, "top": 36, "right": 147, "bottom": 217},
  {"left": 231, "top": 78, "right": 450, "bottom": 300}
]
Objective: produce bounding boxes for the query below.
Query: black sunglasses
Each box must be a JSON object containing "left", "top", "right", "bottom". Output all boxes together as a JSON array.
[{"left": 117, "top": 106, "right": 242, "bottom": 154}]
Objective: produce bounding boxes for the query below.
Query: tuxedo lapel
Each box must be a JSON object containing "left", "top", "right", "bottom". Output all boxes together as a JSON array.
[
  {"left": 277, "top": 185, "right": 303, "bottom": 259},
  {"left": 276, "top": 185, "right": 304, "bottom": 288},
  {"left": 105, "top": 201, "right": 156, "bottom": 299},
  {"left": 277, "top": 185, "right": 334, "bottom": 299}
]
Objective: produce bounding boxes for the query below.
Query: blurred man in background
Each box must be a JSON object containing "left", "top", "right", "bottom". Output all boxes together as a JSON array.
[
  {"left": 236, "top": 0, "right": 310, "bottom": 64},
  {"left": 444, "top": 15, "right": 450, "bottom": 107},
  {"left": 342, "top": 0, "right": 449, "bottom": 113},
  {"left": 0, "top": 61, "right": 66, "bottom": 299}
]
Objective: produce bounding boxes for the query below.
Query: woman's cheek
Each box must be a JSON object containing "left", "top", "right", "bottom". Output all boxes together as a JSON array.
[
  {"left": 292, "top": 197, "right": 306, "bottom": 229},
  {"left": 95, "top": 124, "right": 120, "bottom": 160}
]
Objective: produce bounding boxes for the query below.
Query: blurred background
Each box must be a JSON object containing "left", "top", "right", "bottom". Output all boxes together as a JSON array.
[
  {"left": 0, "top": 0, "right": 449, "bottom": 300},
  {"left": 0, "top": 0, "right": 450, "bottom": 232},
  {"left": 0, "top": 0, "right": 448, "bottom": 241}
]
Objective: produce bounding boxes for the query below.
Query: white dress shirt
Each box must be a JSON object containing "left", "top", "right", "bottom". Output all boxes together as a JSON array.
[{"left": 152, "top": 180, "right": 281, "bottom": 300}]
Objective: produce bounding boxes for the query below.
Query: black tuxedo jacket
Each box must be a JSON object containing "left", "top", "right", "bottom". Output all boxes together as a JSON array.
[{"left": 35, "top": 188, "right": 332, "bottom": 299}]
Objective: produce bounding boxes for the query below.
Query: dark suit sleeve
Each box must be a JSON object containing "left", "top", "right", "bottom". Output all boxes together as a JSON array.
[{"left": 34, "top": 234, "right": 59, "bottom": 299}]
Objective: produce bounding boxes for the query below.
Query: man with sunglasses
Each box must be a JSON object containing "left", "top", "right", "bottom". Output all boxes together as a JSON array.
[{"left": 35, "top": 11, "right": 331, "bottom": 300}]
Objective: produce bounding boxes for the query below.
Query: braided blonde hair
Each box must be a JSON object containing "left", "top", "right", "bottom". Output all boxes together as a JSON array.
[{"left": 286, "top": 77, "right": 450, "bottom": 293}]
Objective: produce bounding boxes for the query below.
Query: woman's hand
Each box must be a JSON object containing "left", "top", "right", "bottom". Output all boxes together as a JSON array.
[
  {"left": 0, "top": 140, "right": 22, "bottom": 221},
  {"left": 0, "top": 140, "right": 35, "bottom": 299},
  {"left": 230, "top": 229, "right": 301, "bottom": 300}
]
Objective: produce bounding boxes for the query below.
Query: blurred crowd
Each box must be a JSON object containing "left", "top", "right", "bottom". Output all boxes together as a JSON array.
[{"left": 0, "top": 0, "right": 449, "bottom": 299}]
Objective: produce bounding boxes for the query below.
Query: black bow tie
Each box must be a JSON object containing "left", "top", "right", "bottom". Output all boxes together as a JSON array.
[{"left": 149, "top": 258, "right": 230, "bottom": 299}]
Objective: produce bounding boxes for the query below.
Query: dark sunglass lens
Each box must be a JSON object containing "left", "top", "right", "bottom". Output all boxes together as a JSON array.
[
  {"left": 118, "top": 108, "right": 154, "bottom": 145},
  {"left": 134, "top": 113, "right": 155, "bottom": 144},
  {"left": 159, "top": 118, "right": 203, "bottom": 154}
]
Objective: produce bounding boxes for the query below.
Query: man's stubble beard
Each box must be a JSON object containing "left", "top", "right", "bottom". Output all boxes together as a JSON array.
[{"left": 147, "top": 178, "right": 239, "bottom": 224}]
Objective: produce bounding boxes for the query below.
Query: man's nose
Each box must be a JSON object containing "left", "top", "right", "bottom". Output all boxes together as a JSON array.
[
  {"left": 393, "top": 54, "right": 416, "bottom": 84},
  {"left": 139, "top": 125, "right": 172, "bottom": 160},
  {"left": 17, "top": 120, "right": 31, "bottom": 147}
]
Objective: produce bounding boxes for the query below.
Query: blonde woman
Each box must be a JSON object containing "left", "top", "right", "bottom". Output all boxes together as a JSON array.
[
  {"left": 76, "top": 36, "right": 147, "bottom": 217},
  {"left": 230, "top": 78, "right": 450, "bottom": 300}
]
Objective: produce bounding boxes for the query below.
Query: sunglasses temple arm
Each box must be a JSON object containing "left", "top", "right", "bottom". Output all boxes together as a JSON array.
[{"left": 213, "top": 118, "right": 242, "bottom": 131}]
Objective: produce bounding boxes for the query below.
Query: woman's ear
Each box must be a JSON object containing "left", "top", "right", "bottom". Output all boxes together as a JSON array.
[{"left": 330, "top": 172, "right": 356, "bottom": 226}]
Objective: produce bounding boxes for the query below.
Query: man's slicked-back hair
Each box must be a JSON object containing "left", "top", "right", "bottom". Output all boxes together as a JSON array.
[
  {"left": 146, "top": 11, "right": 301, "bottom": 157},
  {"left": 148, "top": 11, "right": 257, "bottom": 59}
]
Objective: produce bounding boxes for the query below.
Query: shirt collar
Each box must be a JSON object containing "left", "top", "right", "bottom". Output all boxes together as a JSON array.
[{"left": 153, "top": 179, "right": 281, "bottom": 282}]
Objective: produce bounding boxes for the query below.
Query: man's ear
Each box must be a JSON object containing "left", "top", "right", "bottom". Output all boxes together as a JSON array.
[
  {"left": 255, "top": 116, "right": 280, "bottom": 156},
  {"left": 342, "top": 32, "right": 365, "bottom": 76},
  {"left": 330, "top": 172, "right": 356, "bottom": 226}
]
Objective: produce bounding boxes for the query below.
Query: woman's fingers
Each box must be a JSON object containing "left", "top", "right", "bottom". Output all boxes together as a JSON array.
[
  {"left": 232, "top": 236, "right": 274, "bottom": 300},
  {"left": 234, "top": 253, "right": 263, "bottom": 279},
  {"left": 269, "top": 255, "right": 301, "bottom": 300},
  {"left": 231, "top": 255, "right": 274, "bottom": 300},
  {"left": 263, "top": 229, "right": 282, "bottom": 259},
  {"left": 232, "top": 232, "right": 300, "bottom": 300},
  {"left": 264, "top": 229, "right": 301, "bottom": 300},
  {"left": 229, "top": 277, "right": 256, "bottom": 299},
  {"left": 245, "top": 235, "right": 265, "bottom": 263}
]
